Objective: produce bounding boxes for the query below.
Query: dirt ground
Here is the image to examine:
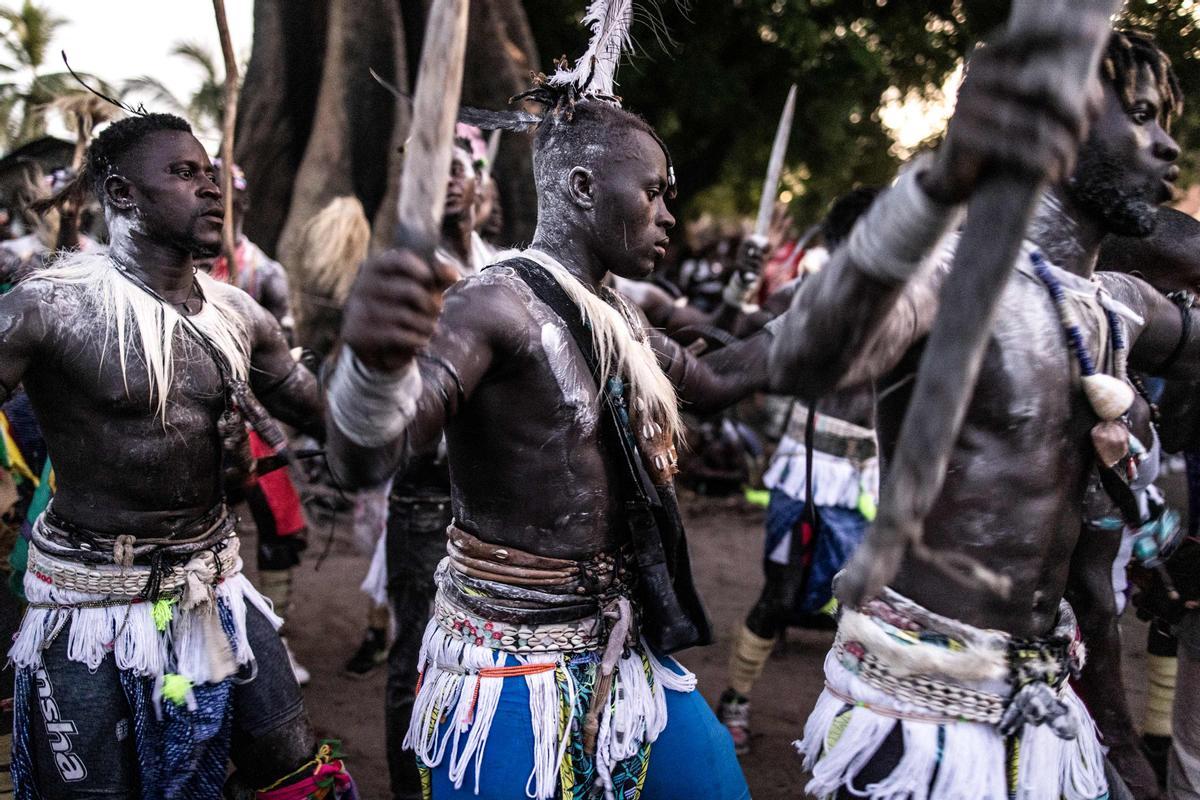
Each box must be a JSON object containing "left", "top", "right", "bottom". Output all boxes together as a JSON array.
[{"left": 245, "top": 489, "right": 1158, "bottom": 800}]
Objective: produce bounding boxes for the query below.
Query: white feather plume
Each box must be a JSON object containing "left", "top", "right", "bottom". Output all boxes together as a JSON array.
[{"left": 548, "top": 0, "right": 635, "bottom": 98}]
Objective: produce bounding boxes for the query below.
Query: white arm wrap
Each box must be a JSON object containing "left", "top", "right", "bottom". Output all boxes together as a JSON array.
[
  {"left": 846, "top": 156, "right": 964, "bottom": 284},
  {"left": 327, "top": 346, "right": 423, "bottom": 448}
]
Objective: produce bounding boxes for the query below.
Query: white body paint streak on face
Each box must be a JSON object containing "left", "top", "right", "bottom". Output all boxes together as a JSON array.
[{"left": 540, "top": 322, "right": 597, "bottom": 435}]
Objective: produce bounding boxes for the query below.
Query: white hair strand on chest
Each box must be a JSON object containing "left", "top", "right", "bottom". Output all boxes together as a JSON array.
[{"left": 32, "top": 250, "right": 250, "bottom": 422}]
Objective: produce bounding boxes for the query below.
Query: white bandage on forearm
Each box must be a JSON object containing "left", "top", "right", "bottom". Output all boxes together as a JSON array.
[
  {"left": 847, "top": 155, "right": 963, "bottom": 284},
  {"left": 327, "top": 346, "right": 423, "bottom": 448}
]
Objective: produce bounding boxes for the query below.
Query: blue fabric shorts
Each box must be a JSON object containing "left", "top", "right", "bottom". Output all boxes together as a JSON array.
[
  {"left": 763, "top": 488, "right": 869, "bottom": 614},
  {"left": 424, "top": 655, "right": 750, "bottom": 800}
]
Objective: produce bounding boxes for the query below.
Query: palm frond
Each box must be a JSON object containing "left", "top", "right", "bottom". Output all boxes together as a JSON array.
[
  {"left": 170, "top": 40, "right": 220, "bottom": 84},
  {"left": 121, "top": 75, "right": 186, "bottom": 114}
]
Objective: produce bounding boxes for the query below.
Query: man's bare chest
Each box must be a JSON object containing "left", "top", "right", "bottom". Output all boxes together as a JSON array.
[{"left": 46, "top": 322, "right": 226, "bottom": 415}]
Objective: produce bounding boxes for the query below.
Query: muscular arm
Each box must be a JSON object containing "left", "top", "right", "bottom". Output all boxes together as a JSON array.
[
  {"left": 1109, "top": 273, "right": 1200, "bottom": 379},
  {"left": 768, "top": 168, "right": 959, "bottom": 398},
  {"left": 242, "top": 295, "right": 323, "bottom": 439},
  {"left": 651, "top": 327, "right": 773, "bottom": 414},
  {"left": 0, "top": 282, "right": 51, "bottom": 404},
  {"left": 325, "top": 277, "right": 508, "bottom": 489},
  {"left": 258, "top": 261, "right": 296, "bottom": 343}
]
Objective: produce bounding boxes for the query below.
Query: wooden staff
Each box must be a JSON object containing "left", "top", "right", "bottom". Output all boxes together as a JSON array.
[
  {"left": 836, "top": 0, "right": 1125, "bottom": 608},
  {"left": 396, "top": 0, "right": 470, "bottom": 259},
  {"left": 213, "top": 0, "right": 239, "bottom": 271}
]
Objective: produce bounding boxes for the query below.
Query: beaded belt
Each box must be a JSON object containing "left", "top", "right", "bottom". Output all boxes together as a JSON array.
[
  {"left": 784, "top": 405, "right": 877, "bottom": 462},
  {"left": 27, "top": 515, "right": 241, "bottom": 603},
  {"left": 834, "top": 584, "right": 1081, "bottom": 726},
  {"left": 434, "top": 589, "right": 602, "bottom": 654},
  {"left": 834, "top": 639, "right": 1007, "bottom": 724}
]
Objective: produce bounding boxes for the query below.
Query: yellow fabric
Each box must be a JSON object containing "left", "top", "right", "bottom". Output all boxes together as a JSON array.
[
  {"left": 0, "top": 415, "right": 35, "bottom": 485},
  {"left": 825, "top": 709, "right": 853, "bottom": 751},
  {"left": 1145, "top": 653, "right": 1177, "bottom": 737},
  {"left": 728, "top": 624, "right": 776, "bottom": 697}
]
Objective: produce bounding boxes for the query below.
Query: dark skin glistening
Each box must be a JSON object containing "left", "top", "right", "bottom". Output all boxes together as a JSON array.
[
  {"left": 332, "top": 127, "right": 776, "bottom": 560},
  {"left": 0, "top": 129, "right": 323, "bottom": 537},
  {"left": 770, "top": 29, "right": 1195, "bottom": 640}
]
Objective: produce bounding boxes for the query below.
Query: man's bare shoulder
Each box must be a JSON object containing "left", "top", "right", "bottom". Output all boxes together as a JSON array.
[
  {"left": 200, "top": 273, "right": 259, "bottom": 310},
  {"left": 443, "top": 265, "right": 540, "bottom": 331},
  {"left": 1096, "top": 269, "right": 1155, "bottom": 306},
  {"left": 2, "top": 272, "right": 84, "bottom": 334}
]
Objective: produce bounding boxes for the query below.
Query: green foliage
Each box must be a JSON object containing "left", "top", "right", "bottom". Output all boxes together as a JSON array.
[
  {"left": 123, "top": 41, "right": 226, "bottom": 138},
  {"left": 524, "top": 0, "right": 1199, "bottom": 225},
  {"left": 0, "top": 0, "right": 72, "bottom": 147}
]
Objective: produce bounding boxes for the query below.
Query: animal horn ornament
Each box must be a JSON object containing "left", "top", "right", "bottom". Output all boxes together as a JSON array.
[{"left": 835, "top": 0, "right": 1126, "bottom": 609}]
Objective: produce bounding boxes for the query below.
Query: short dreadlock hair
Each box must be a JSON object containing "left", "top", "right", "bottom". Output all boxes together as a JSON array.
[
  {"left": 1102, "top": 29, "right": 1182, "bottom": 127},
  {"left": 31, "top": 113, "right": 195, "bottom": 219},
  {"left": 85, "top": 113, "right": 193, "bottom": 203},
  {"left": 531, "top": 98, "right": 675, "bottom": 204}
]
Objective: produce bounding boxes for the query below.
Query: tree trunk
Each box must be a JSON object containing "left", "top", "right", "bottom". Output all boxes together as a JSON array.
[
  {"left": 238, "top": 0, "right": 540, "bottom": 262},
  {"left": 461, "top": 0, "right": 540, "bottom": 244},
  {"left": 234, "top": 0, "right": 328, "bottom": 258}
]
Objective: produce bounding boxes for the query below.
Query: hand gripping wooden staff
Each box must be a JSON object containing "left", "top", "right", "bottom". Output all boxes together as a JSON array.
[
  {"left": 395, "top": 0, "right": 469, "bottom": 275},
  {"left": 835, "top": 0, "right": 1124, "bottom": 608}
]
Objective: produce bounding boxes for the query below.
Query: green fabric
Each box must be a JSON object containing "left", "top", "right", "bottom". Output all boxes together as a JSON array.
[{"left": 9, "top": 458, "right": 51, "bottom": 599}]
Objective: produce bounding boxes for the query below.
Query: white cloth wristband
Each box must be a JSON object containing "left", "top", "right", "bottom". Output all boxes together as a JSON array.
[
  {"left": 847, "top": 155, "right": 964, "bottom": 284},
  {"left": 327, "top": 346, "right": 423, "bottom": 448}
]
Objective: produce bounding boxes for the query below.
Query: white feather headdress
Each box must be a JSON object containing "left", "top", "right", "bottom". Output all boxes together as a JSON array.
[{"left": 547, "top": 0, "right": 636, "bottom": 100}]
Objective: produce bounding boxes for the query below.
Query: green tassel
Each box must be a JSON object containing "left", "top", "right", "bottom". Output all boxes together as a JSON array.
[
  {"left": 743, "top": 488, "right": 770, "bottom": 508},
  {"left": 152, "top": 598, "right": 175, "bottom": 632},
  {"left": 856, "top": 489, "right": 877, "bottom": 522},
  {"left": 161, "top": 673, "right": 192, "bottom": 706}
]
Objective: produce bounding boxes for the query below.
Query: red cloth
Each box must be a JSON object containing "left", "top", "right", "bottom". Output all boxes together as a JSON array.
[
  {"left": 255, "top": 759, "right": 357, "bottom": 799},
  {"left": 249, "top": 430, "right": 306, "bottom": 536},
  {"left": 758, "top": 239, "right": 805, "bottom": 303}
]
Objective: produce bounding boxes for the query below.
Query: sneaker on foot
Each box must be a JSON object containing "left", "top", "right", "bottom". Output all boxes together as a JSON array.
[
  {"left": 343, "top": 627, "right": 388, "bottom": 678},
  {"left": 717, "top": 689, "right": 751, "bottom": 755},
  {"left": 281, "top": 637, "right": 311, "bottom": 686}
]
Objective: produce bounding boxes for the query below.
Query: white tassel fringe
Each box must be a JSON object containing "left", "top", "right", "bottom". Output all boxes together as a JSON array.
[
  {"left": 10, "top": 565, "right": 279, "bottom": 686},
  {"left": 797, "top": 654, "right": 1107, "bottom": 800},
  {"left": 404, "top": 620, "right": 694, "bottom": 800}
]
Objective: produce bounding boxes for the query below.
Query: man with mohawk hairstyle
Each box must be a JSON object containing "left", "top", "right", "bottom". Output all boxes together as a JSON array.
[
  {"left": 326, "top": 3, "right": 766, "bottom": 798},
  {"left": 0, "top": 113, "right": 354, "bottom": 799}
]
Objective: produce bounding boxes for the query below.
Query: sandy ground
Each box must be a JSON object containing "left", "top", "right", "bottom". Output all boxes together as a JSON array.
[{"left": 244, "top": 489, "right": 1159, "bottom": 800}]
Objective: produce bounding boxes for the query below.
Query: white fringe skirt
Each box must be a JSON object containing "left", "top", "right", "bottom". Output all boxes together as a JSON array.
[
  {"left": 10, "top": 541, "right": 281, "bottom": 700},
  {"left": 404, "top": 618, "right": 696, "bottom": 800},
  {"left": 797, "top": 624, "right": 1108, "bottom": 800}
]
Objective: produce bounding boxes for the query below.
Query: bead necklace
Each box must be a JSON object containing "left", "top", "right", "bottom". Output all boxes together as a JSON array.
[{"left": 1029, "top": 250, "right": 1134, "bottom": 421}]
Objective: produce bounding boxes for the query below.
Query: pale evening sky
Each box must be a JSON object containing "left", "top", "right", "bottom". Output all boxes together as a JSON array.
[{"left": 40, "top": 1, "right": 254, "bottom": 143}]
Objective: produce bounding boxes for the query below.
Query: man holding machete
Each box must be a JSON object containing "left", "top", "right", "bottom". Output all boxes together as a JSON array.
[{"left": 772, "top": 25, "right": 1189, "bottom": 800}]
